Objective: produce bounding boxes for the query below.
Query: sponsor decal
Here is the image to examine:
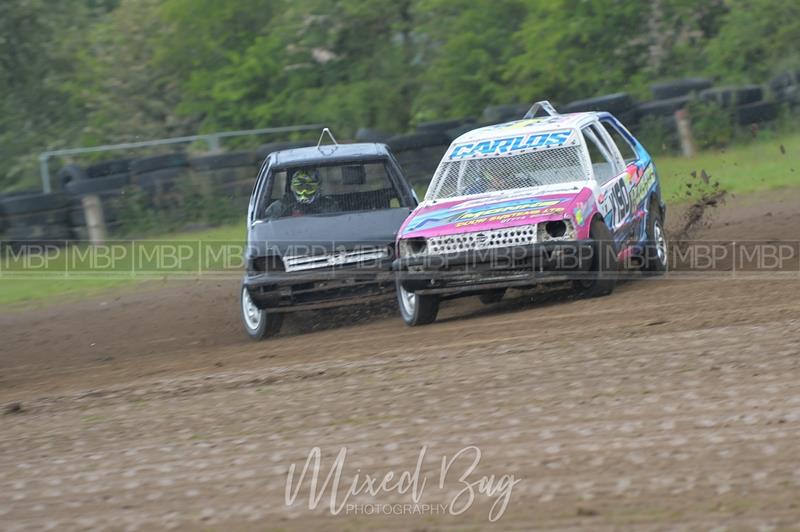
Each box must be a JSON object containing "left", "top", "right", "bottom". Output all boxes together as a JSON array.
[
  {"left": 450, "top": 199, "right": 563, "bottom": 221},
  {"left": 405, "top": 197, "right": 571, "bottom": 232},
  {"left": 448, "top": 130, "right": 573, "bottom": 160},
  {"left": 629, "top": 164, "right": 656, "bottom": 207},
  {"left": 454, "top": 207, "right": 565, "bottom": 227}
]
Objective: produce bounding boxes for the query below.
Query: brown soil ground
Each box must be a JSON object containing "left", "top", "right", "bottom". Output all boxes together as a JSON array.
[{"left": 1, "top": 189, "right": 800, "bottom": 530}]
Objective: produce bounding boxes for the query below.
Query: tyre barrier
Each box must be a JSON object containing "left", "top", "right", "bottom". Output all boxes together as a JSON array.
[
  {"left": 65, "top": 173, "right": 131, "bottom": 228},
  {"left": 355, "top": 128, "right": 391, "bottom": 143},
  {"left": 415, "top": 118, "right": 474, "bottom": 134},
  {"left": 636, "top": 96, "right": 692, "bottom": 119},
  {"left": 446, "top": 122, "right": 487, "bottom": 142},
  {"left": 0, "top": 192, "right": 72, "bottom": 245},
  {"left": 86, "top": 158, "right": 133, "bottom": 179},
  {"left": 651, "top": 78, "right": 712, "bottom": 100},
  {"left": 0, "top": 198, "right": 6, "bottom": 236},
  {"left": 56, "top": 164, "right": 87, "bottom": 191},
  {"left": 481, "top": 103, "right": 529, "bottom": 124},
  {"left": 129, "top": 152, "right": 189, "bottom": 175},
  {"left": 131, "top": 167, "right": 188, "bottom": 197},
  {"left": 387, "top": 133, "right": 450, "bottom": 186},
  {"left": 386, "top": 131, "right": 450, "bottom": 152},
  {"left": 562, "top": 92, "right": 634, "bottom": 115},
  {"left": 769, "top": 70, "right": 800, "bottom": 98},
  {"left": 699, "top": 85, "right": 763, "bottom": 108},
  {"left": 735, "top": 101, "right": 780, "bottom": 126},
  {"left": 189, "top": 151, "right": 257, "bottom": 172}
]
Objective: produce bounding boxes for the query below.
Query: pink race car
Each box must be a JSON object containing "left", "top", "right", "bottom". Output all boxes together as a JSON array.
[{"left": 393, "top": 101, "right": 667, "bottom": 326}]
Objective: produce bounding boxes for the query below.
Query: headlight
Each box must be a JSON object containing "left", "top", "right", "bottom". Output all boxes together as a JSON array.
[
  {"left": 538, "top": 219, "right": 575, "bottom": 241},
  {"left": 398, "top": 237, "right": 427, "bottom": 257}
]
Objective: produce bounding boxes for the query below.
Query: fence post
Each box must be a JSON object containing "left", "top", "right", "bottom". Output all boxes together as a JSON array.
[
  {"left": 40, "top": 155, "right": 52, "bottom": 194},
  {"left": 82, "top": 194, "right": 108, "bottom": 246},
  {"left": 675, "top": 108, "right": 696, "bottom": 158},
  {"left": 206, "top": 134, "right": 222, "bottom": 153}
]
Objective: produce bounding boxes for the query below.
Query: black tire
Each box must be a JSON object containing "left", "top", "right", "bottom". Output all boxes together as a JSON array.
[
  {"left": 131, "top": 167, "right": 185, "bottom": 194},
  {"left": 386, "top": 132, "right": 450, "bottom": 152},
  {"left": 736, "top": 101, "right": 780, "bottom": 125},
  {"left": 354, "top": 128, "right": 391, "bottom": 142},
  {"left": 66, "top": 173, "right": 129, "bottom": 196},
  {"left": 574, "top": 219, "right": 617, "bottom": 298},
  {"left": 562, "top": 93, "right": 633, "bottom": 115},
  {"left": 636, "top": 96, "right": 692, "bottom": 118},
  {"left": 5, "top": 223, "right": 71, "bottom": 243},
  {"left": 446, "top": 122, "right": 484, "bottom": 142},
  {"left": 0, "top": 202, "right": 7, "bottom": 235},
  {"left": 641, "top": 200, "right": 668, "bottom": 274},
  {"left": 130, "top": 153, "right": 189, "bottom": 175},
  {"left": 56, "top": 165, "right": 87, "bottom": 190},
  {"left": 0, "top": 192, "right": 70, "bottom": 215},
  {"left": 189, "top": 151, "right": 257, "bottom": 172},
  {"left": 769, "top": 71, "right": 799, "bottom": 93},
  {"left": 700, "top": 85, "right": 764, "bottom": 108},
  {"left": 86, "top": 159, "right": 132, "bottom": 178},
  {"left": 479, "top": 289, "right": 506, "bottom": 305},
  {"left": 651, "top": 78, "right": 712, "bottom": 100},
  {"left": 415, "top": 118, "right": 472, "bottom": 134},
  {"left": 736, "top": 85, "right": 765, "bottom": 106},
  {"left": 240, "top": 285, "right": 283, "bottom": 340},
  {"left": 481, "top": 103, "right": 529, "bottom": 123},
  {"left": 396, "top": 278, "right": 440, "bottom": 326}
]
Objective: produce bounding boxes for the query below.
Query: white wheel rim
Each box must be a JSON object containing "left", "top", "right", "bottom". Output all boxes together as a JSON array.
[
  {"left": 241, "top": 287, "right": 262, "bottom": 331},
  {"left": 398, "top": 285, "right": 417, "bottom": 317},
  {"left": 654, "top": 221, "right": 668, "bottom": 267}
]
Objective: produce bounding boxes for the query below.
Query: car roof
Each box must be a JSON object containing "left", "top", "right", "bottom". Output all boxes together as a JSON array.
[
  {"left": 453, "top": 112, "right": 601, "bottom": 144},
  {"left": 271, "top": 142, "right": 390, "bottom": 168}
]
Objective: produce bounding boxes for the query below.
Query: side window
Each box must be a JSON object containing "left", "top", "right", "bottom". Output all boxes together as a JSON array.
[
  {"left": 582, "top": 125, "right": 617, "bottom": 184},
  {"left": 601, "top": 120, "right": 637, "bottom": 163},
  {"left": 256, "top": 170, "right": 287, "bottom": 220}
]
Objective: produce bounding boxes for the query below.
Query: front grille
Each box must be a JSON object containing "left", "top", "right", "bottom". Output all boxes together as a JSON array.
[
  {"left": 427, "top": 225, "right": 537, "bottom": 255},
  {"left": 282, "top": 247, "right": 389, "bottom": 272}
]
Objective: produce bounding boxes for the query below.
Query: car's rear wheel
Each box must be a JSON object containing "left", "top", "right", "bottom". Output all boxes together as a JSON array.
[
  {"left": 397, "top": 279, "right": 439, "bottom": 326},
  {"left": 641, "top": 201, "right": 668, "bottom": 274},
  {"left": 240, "top": 285, "right": 283, "bottom": 340},
  {"left": 479, "top": 289, "right": 506, "bottom": 304},
  {"left": 574, "top": 219, "right": 618, "bottom": 298}
]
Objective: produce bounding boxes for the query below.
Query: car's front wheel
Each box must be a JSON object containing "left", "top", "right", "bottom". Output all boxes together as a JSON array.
[
  {"left": 641, "top": 201, "right": 668, "bottom": 274},
  {"left": 240, "top": 285, "right": 283, "bottom": 340},
  {"left": 574, "top": 218, "right": 618, "bottom": 298},
  {"left": 479, "top": 288, "right": 506, "bottom": 304},
  {"left": 396, "top": 279, "right": 440, "bottom": 326}
]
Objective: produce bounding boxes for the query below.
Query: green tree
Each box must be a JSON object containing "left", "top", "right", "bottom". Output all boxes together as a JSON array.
[
  {"left": 0, "top": 0, "right": 90, "bottom": 189},
  {"left": 75, "top": 0, "right": 193, "bottom": 147},
  {"left": 412, "top": 0, "right": 527, "bottom": 121},
  {"left": 707, "top": 0, "right": 800, "bottom": 82}
]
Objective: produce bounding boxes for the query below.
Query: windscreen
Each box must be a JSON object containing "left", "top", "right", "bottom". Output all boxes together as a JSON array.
[
  {"left": 260, "top": 161, "right": 401, "bottom": 219},
  {"left": 426, "top": 145, "right": 586, "bottom": 200}
]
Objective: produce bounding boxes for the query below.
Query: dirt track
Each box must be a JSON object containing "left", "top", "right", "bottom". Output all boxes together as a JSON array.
[{"left": 2, "top": 190, "right": 800, "bottom": 530}]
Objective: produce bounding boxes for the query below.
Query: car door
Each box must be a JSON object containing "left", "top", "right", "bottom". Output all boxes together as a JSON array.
[
  {"left": 581, "top": 122, "right": 631, "bottom": 245},
  {"left": 598, "top": 116, "right": 653, "bottom": 243}
]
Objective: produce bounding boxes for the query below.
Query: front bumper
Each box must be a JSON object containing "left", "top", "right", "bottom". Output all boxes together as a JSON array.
[
  {"left": 244, "top": 264, "right": 395, "bottom": 312},
  {"left": 393, "top": 240, "right": 595, "bottom": 296}
]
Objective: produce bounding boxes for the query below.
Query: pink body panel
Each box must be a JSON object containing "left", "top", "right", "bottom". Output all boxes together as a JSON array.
[{"left": 399, "top": 187, "right": 598, "bottom": 241}]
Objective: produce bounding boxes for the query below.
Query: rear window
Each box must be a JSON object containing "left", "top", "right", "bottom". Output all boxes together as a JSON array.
[{"left": 259, "top": 162, "right": 401, "bottom": 219}]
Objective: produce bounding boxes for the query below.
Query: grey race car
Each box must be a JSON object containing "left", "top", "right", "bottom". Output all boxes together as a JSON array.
[{"left": 241, "top": 134, "right": 418, "bottom": 339}]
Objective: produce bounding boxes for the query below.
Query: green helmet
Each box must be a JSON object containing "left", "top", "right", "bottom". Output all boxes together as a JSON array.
[{"left": 290, "top": 170, "right": 320, "bottom": 204}]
